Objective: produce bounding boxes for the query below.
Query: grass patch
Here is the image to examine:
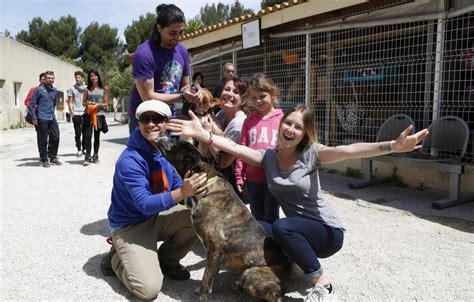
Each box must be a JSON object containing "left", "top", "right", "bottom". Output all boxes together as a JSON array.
[
  {"left": 344, "top": 167, "right": 363, "bottom": 179},
  {"left": 388, "top": 167, "right": 407, "bottom": 187}
]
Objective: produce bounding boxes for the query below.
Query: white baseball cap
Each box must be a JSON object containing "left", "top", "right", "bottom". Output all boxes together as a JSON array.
[{"left": 135, "top": 100, "right": 171, "bottom": 119}]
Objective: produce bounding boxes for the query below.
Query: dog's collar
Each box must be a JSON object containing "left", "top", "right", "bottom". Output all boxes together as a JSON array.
[{"left": 206, "top": 176, "right": 219, "bottom": 187}]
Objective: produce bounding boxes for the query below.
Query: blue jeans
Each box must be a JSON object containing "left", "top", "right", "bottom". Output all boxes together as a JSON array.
[
  {"left": 245, "top": 181, "right": 279, "bottom": 224},
  {"left": 37, "top": 119, "right": 60, "bottom": 162},
  {"left": 259, "top": 218, "right": 344, "bottom": 279}
]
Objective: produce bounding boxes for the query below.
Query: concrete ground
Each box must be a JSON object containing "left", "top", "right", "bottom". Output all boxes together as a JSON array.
[{"left": 1, "top": 117, "right": 473, "bottom": 301}]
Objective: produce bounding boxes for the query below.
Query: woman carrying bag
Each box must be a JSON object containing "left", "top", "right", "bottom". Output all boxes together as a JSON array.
[{"left": 82, "top": 69, "right": 109, "bottom": 166}]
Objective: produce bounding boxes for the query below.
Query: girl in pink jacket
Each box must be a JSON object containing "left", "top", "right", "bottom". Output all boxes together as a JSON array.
[{"left": 235, "top": 73, "right": 284, "bottom": 223}]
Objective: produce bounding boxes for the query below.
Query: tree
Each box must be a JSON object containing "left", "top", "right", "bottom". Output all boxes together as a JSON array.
[
  {"left": 199, "top": 1, "right": 253, "bottom": 27},
  {"left": 185, "top": 16, "right": 203, "bottom": 34},
  {"left": 230, "top": 0, "right": 254, "bottom": 19},
  {"left": 260, "top": 0, "right": 284, "bottom": 9},
  {"left": 46, "top": 15, "right": 81, "bottom": 58},
  {"left": 200, "top": 3, "right": 230, "bottom": 27},
  {"left": 15, "top": 16, "right": 81, "bottom": 58},
  {"left": 124, "top": 13, "right": 156, "bottom": 53},
  {"left": 108, "top": 66, "right": 133, "bottom": 99},
  {"left": 16, "top": 17, "right": 49, "bottom": 50},
  {"left": 79, "top": 22, "right": 122, "bottom": 73}
]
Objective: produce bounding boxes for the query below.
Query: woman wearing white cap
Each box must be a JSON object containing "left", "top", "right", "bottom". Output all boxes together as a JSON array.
[{"left": 103, "top": 100, "right": 207, "bottom": 300}]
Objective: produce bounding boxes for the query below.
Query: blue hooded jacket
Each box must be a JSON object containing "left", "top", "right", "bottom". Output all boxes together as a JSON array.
[{"left": 108, "top": 129, "right": 183, "bottom": 229}]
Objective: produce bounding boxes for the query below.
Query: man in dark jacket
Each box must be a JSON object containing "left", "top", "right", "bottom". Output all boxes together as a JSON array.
[
  {"left": 103, "top": 100, "right": 207, "bottom": 300},
  {"left": 28, "top": 71, "right": 61, "bottom": 167},
  {"left": 212, "top": 62, "right": 234, "bottom": 98}
]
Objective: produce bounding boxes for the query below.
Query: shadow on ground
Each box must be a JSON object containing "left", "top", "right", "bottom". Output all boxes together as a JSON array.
[
  {"left": 320, "top": 172, "right": 474, "bottom": 234},
  {"left": 83, "top": 253, "right": 138, "bottom": 300},
  {"left": 104, "top": 137, "right": 128, "bottom": 146},
  {"left": 80, "top": 218, "right": 110, "bottom": 238}
]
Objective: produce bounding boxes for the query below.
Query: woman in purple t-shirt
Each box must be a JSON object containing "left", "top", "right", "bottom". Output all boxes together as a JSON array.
[{"left": 128, "top": 4, "right": 202, "bottom": 133}]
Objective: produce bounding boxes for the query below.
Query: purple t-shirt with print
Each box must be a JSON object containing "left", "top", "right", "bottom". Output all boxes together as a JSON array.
[{"left": 129, "top": 37, "right": 190, "bottom": 118}]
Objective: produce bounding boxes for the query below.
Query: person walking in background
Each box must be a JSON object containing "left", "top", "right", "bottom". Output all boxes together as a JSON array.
[
  {"left": 102, "top": 100, "right": 206, "bottom": 300},
  {"left": 235, "top": 73, "right": 283, "bottom": 223},
  {"left": 24, "top": 72, "right": 46, "bottom": 110},
  {"left": 82, "top": 69, "right": 109, "bottom": 166},
  {"left": 128, "top": 3, "right": 202, "bottom": 133},
  {"left": 28, "top": 71, "right": 61, "bottom": 168},
  {"left": 24, "top": 72, "right": 46, "bottom": 157},
  {"left": 67, "top": 71, "right": 86, "bottom": 157},
  {"left": 167, "top": 104, "right": 429, "bottom": 302},
  {"left": 212, "top": 62, "right": 234, "bottom": 98}
]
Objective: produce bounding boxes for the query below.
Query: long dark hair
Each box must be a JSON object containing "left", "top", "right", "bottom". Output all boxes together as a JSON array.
[
  {"left": 87, "top": 69, "right": 104, "bottom": 90},
  {"left": 154, "top": 4, "right": 185, "bottom": 43}
]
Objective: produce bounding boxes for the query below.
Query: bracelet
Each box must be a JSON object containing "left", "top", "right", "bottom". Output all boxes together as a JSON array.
[
  {"left": 206, "top": 131, "right": 213, "bottom": 145},
  {"left": 180, "top": 92, "right": 186, "bottom": 102}
]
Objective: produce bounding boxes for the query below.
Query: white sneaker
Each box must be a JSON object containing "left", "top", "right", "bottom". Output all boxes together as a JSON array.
[
  {"left": 304, "top": 283, "right": 337, "bottom": 302},
  {"left": 77, "top": 150, "right": 82, "bottom": 157}
]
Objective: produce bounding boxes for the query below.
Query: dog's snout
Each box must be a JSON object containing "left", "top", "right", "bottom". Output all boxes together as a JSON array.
[{"left": 155, "top": 136, "right": 174, "bottom": 154}]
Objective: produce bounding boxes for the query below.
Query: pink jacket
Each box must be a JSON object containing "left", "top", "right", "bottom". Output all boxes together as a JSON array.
[{"left": 235, "top": 109, "right": 284, "bottom": 185}]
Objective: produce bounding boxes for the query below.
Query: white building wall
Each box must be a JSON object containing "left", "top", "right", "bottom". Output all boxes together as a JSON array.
[{"left": 0, "top": 34, "right": 81, "bottom": 129}]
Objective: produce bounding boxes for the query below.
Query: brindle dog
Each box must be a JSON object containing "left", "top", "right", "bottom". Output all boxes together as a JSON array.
[{"left": 155, "top": 137, "right": 291, "bottom": 302}]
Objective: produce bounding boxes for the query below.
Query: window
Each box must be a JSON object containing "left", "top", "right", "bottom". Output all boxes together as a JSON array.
[
  {"left": 0, "top": 79, "right": 4, "bottom": 112},
  {"left": 13, "top": 81, "right": 22, "bottom": 107}
]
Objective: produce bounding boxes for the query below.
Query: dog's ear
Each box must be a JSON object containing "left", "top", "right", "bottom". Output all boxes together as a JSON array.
[{"left": 213, "top": 97, "right": 224, "bottom": 109}]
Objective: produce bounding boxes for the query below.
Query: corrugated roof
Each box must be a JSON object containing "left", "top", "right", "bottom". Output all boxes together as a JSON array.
[{"left": 183, "top": 0, "right": 307, "bottom": 40}]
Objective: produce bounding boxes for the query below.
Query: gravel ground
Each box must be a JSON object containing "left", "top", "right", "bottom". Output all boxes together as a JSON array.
[{"left": 1, "top": 118, "right": 473, "bottom": 301}]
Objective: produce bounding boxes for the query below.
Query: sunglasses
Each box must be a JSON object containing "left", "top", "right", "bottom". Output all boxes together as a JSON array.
[{"left": 138, "top": 114, "right": 167, "bottom": 124}]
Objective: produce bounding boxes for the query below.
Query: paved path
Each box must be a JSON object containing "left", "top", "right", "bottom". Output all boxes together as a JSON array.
[{"left": 1, "top": 118, "right": 473, "bottom": 301}]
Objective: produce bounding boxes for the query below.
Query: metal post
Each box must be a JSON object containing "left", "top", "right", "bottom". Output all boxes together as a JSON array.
[
  {"left": 423, "top": 21, "right": 435, "bottom": 129},
  {"left": 305, "top": 33, "right": 311, "bottom": 107},
  {"left": 432, "top": 18, "right": 445, "bottom": 122},
  {"left": 324, "top": 32, "right": 333, "bottom": 144}
]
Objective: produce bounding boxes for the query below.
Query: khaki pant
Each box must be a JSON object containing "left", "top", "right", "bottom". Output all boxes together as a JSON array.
[{"left": 111, "top": 205, "right": 196, "bottom": 300}]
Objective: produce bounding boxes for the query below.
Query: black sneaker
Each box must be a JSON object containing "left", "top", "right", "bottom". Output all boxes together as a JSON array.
[
  {"left": 42, "top": 160, "right": 50, "bottom": 168},
  {"left": 92, "top": 154, "right": 100, "bottom": 164},
  {"left": 83, "top": 156, "right": 91, "bottom": 166},
  {"left": 100, "top": 247, "right": 116, "bottom": 276},
  {"left": 160, "top": 263, "right": 190, "bottom": 280},
  {"left": 50, "top": 157, "right": 62, "bottom": 165}
]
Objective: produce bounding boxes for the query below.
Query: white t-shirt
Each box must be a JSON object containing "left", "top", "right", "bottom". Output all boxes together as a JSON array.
[{"left": 67, "top": 84, "right": 85, "bottom": 115}]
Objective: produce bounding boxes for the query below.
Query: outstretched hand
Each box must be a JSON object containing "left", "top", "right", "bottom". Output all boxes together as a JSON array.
[
  {"left": 167, "top": 111, "right": 203, "bottom": 138},
  {"left": 392, "top": 125, "right": 429, "bottom": 153}
]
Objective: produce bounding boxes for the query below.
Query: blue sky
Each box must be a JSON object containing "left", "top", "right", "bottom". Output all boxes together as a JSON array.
[{"left": 0, "top": 0, "right": 261, "bottom": 42}]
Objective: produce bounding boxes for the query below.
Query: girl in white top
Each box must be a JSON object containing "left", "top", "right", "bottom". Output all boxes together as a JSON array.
[{"left": 167, "top": 104, "right": 429, "bottom": 301}]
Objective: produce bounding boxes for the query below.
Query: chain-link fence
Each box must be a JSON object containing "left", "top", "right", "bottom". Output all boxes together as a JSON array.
[{"left": 191, "top": 8, "right": 473, "bottom": 163}]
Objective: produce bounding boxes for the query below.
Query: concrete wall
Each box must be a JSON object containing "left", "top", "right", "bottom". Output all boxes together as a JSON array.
[
  {"left": 0, "top": 34, "right": 81, "bottom": 129},
  {"left": 325, "top": 159, "right": 474, "bottom": 195}
]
